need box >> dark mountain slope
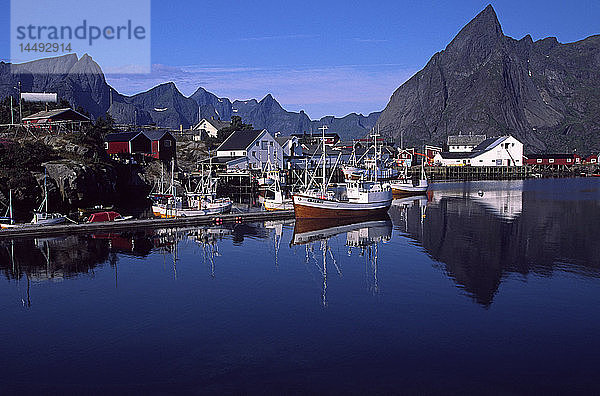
[376,5,600,152]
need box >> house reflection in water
[388,180,600,307]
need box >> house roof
[275,136,296,146]
[22,108,90,121]
[447,134,487,146]
[142,130,174,141]
[194,118,231,130]
[217,129,265,152]
[437,136,521,159]
[473,136,509,151]
[105,131,143,142]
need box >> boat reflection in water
[292,216,392,305]
[388,179,600,306]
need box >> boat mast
[44,168,48,213]
[319,125,328,197]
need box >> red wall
[107,141,130,154]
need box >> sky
[1,0,599,119]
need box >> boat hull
[292,194,391,219]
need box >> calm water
[1,178,600,394]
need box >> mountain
[110,82,199,128]
[376,5,600,152]
[0,54,111,118]
[1,54,379,138]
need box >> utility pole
[18,82,22,124]
[10,96,14,124]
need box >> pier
[0,210,295,239]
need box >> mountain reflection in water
[389,179,600,306]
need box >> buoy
[478,190,484,197]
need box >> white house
[433,135,523,166]
[446,134,487,152]
[215,129,283,171]
[275,135,302,157]
[191,118,231,140]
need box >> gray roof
[22,108,90,121]
[275,136,295,146]
[142,130,174,141]
[105,131,143,142]
[217,129,265,151]
[473,136,508,151]
[447,134,487,146]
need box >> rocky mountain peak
[445,4,503,56]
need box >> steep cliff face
[376,5,600,152]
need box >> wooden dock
[0,210,295,239]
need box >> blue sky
[1,0,599,118]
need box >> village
[1,102,600,234]
[16,107,600,182]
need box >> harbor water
[1,178,599,393]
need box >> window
[256,142,259,147]
[261,141,267,150]
[252,151,256,158]
[164,140,171,147]
[230,152,235,156]
[536,159,542,163]
[567,158,572,163]
[269,141,273,146]
[549,158,555,163]
[104,142,109,149]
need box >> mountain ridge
[0,55,378,139]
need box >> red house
[584,154,599,164]
[105,132,151,155]
[524,153,582,165]
[142,130,176,160]
[104,131,176,161]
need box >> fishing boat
[293,127,393,219]
[0,190,15,228]
[389,163,428,196]
[341,142,398,181]
[1,171,67,229]
[263,175,293,211]
[151,160,232,218]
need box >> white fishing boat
[31,170,67,226]
[263,175,293,211]
[390,163,429,196]
[1,171,67,229]
[293,127,393,219]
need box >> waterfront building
[433,136,523,166]
[104,130,176,161]
[524,153,582,166]
[215,129,283,171]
